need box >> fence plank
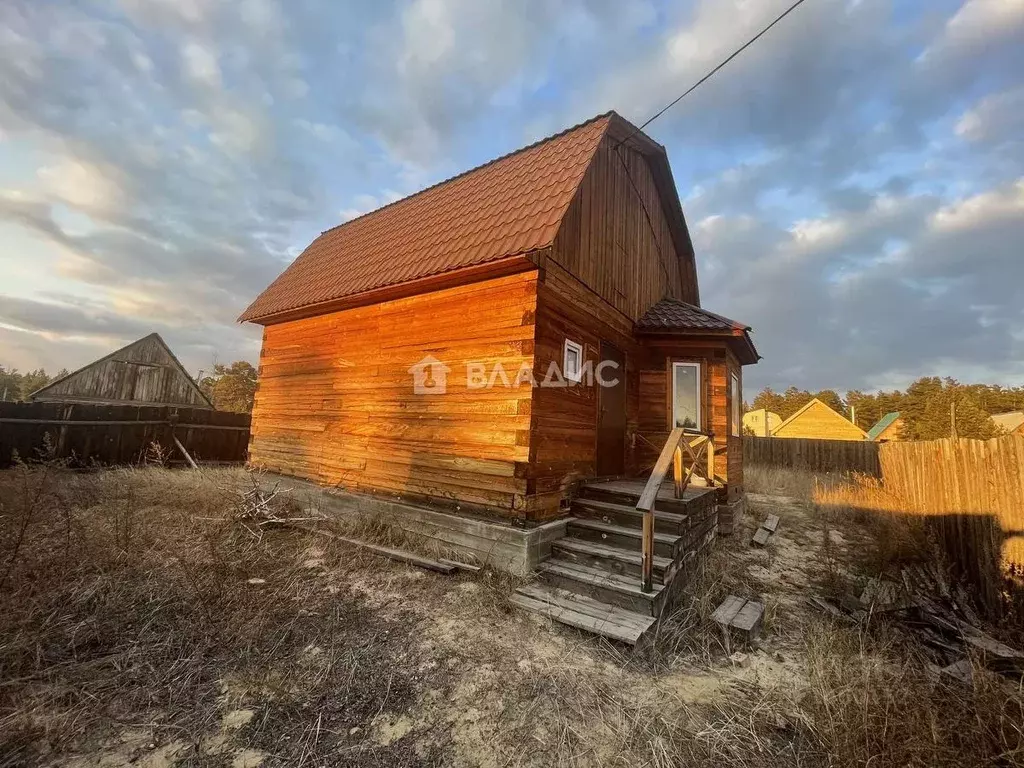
[0,401,250,468]
[744,436,881,476]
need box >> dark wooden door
[596,341,626,477]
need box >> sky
[0,0,1022,395]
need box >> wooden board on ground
[761,513,780,532]
[301,526,456,574]
[711,595,764,653]
[751,527,772,547]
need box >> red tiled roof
[637,298,749,332]
[239,113,615,322]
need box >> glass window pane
[673,363,700,430]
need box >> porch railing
[635,428,715,593]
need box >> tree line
[748,377,1024,440]
[0,361,258,414]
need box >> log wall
[527,263,740,518]
[249,270,539,517]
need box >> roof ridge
[318,111,617,238]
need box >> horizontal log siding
[550,136,696,322]
[250,271,539,516]
[528,262,641,519]
[636,340,734,492]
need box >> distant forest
[747,377,1024,440]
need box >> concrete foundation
[268,474,569,575]
[717,496,747,536]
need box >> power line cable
[616,0,811,148]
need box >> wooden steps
[512,481,719,646]
[539,558,666,615]
[571,497,688,534]
[510,584,657,646]
[567,519,680,559]
[551,536,672,582]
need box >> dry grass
[1,463,1022,767]
[743,466,846,501]
[0,465,449,766]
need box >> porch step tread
[568,518,680,547]
[552,537,673,572]
[571,498,687,530]
[511,583,657,645]
[539,558,663,602]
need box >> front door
[596,341,626,477]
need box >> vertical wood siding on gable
[550,136,697,322]
[32,336,210,407]
[249,271,539,516]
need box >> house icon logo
[408,355,451,394]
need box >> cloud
[0,0,1020,399]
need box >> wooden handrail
[636,428,715,593]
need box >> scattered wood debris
[232,474,324,538]
[712,595,764,654]
[751,513,780,547]
[809,563,1024,679]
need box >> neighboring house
[770,398,867,441]
[992,411,1024,435]
[743,408,781,437]
[29,333,212,408]
[241,112,760,643]
[866,412,905,442]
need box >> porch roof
[636,298,760,365]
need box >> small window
[731,373,741,437]
[672,362,701,431]
[564,339,583,383]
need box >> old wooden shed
[29,333,212,409]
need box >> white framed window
[563,339,583,383]
[672,362,701,431]
[731,373,741,437]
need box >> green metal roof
[866,412,900,441]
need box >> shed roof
[992,411,1024,434]
[637,298,748,332]
[866,412,901,441]
[636,297,759,364]
[240,113,627,323]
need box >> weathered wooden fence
[0,401,250,468]
[744,436,881,476]
[880,435,1024,597]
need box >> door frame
[596,340,627,477]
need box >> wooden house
[771,398,866,441]
[866,412,905,442]
[742,408,781,437]
[241,112,760,643]
[29,333,212,408]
